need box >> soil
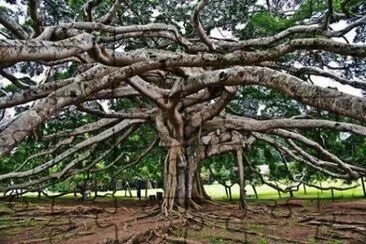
[0,197,365,243]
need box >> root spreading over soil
[1,198,366,243]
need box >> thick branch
[287,139,359,178]
[0,70,32,89]
[125,76,169,108]
[189,87,237,128]
[0,9,29,39]
[28,0,43,36]
[191,0,215,51]
[172,67,366,121]
[42,118,119,141]
[0,33,93,63]
[98,0,121,24]
[205,115,366,136]
[5,145,96,191]
[252,132,350,179]
[271,129,366,174]
[264,63,366,90]
[77,105,156,120]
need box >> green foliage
[240,0,327,39]
[203,153,237,186]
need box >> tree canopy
[0,0,366,214]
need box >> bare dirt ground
[0,197,365,243]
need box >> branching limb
[0,64,112,109]
[89,86,140,100]
[217,15,366,50]
[0,9,29,39]
[42,118,118,141]
[244,154,290,193]
[13,136,75,172]
[0,70,33,89]
[0,61,163,156]
[98,0,121,24]
[170,66,366,121]
[66,124,139,178]
[271,129,366,175]
[191,0,215,51]
[263,63,366,90]
[287,139,359,179]
[0,33,94,63]
[125,76,169,108]
[205,115,366,137]
[181,89,215,108]
[204,138,242,158]
[189,86,238,129]
[252,132,350,179]
[298,181,359,191]
[5,144,97,191]
[83,0,103,22]
[77,104,156,120]
[58,22,192,48]
[28,0,43,36]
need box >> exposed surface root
[2,198,366,243]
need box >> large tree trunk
[161,147,180,214]
[156,108,187,215]
[162,144,207,214]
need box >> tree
[1,0,366,215]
